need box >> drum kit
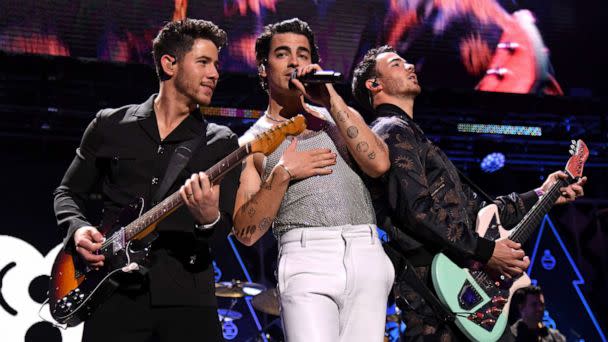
[215,279,282,341]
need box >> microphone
[290,70,343,84]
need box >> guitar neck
[508,177,569,244]
[123,143,251,241]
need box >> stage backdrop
[1,0,606,96]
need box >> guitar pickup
[112,229,126,254]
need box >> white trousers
[277,224,395,342]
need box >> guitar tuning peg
[571,140,576,145]
[570,150,575,155]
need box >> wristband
[277,164,294,180]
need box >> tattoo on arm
[346,126,359,139]
[356,141,369,153]
[244,191,258,203]
[368,151,376,160]
[234,217,273,239]
[261,180,272,190]
[335,109,349,122]
[374,135,387,151]
[235,224,257,239]
[259,217,272,231]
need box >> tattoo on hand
[335,110,349,122]
[368,151,376,160]
[247,206,256,217]
[347,126,359,139]
[356,141,369,153]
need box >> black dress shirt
[53,94,240,307]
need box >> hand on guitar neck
[539,170,587,205]
[74,226,106,269]
[486,238,530,279]
[179,171,221,226]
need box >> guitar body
[49,198,155,326]
[432,204,531,341]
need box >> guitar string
[95,124,291,255]
[96,143,250,252]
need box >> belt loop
[370,224,376,245]
[301,229,307,248]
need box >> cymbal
[217,308,243,321]
[215,280,266,298]
[252,287,280,316]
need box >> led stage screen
[0,0,601,96]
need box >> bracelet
[195,212,221,230]
[277,164,294,180]
[534,187,545,198]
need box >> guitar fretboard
[509,177,569,244]
[124,143,251,240]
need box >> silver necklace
[265,113,288,122]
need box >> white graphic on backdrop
[0,235,83,342]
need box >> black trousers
[82,286,223,342]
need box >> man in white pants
[233,18,394,342]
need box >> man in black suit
[53,19,239,342]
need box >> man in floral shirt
[351,45,586,341]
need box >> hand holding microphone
[290,69,343,84]
[289,64,343,107]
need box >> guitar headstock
[249,115,307,156]
[565,139,589,179]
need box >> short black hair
[152,19,227,81]
[351,45,396,113]
[255,18,320,90]
[509,285,544,322]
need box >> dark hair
[508,285,544,323]
[254,18,320,90]
[152,19,227,81]
[351,45,396,113]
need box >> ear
[365,79,382,92]
[161,54,177,78]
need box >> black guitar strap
[456,168,495,204]
[152,131,206,204]
[384,240,456,323]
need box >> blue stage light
[480,152,505,173]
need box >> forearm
[233,166,290,245]
[326,90,389,177]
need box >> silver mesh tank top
[241,106,376,238]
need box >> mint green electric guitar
[431,140,588,341]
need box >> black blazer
[54,94,240,307]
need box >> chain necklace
[264,113,288,123]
